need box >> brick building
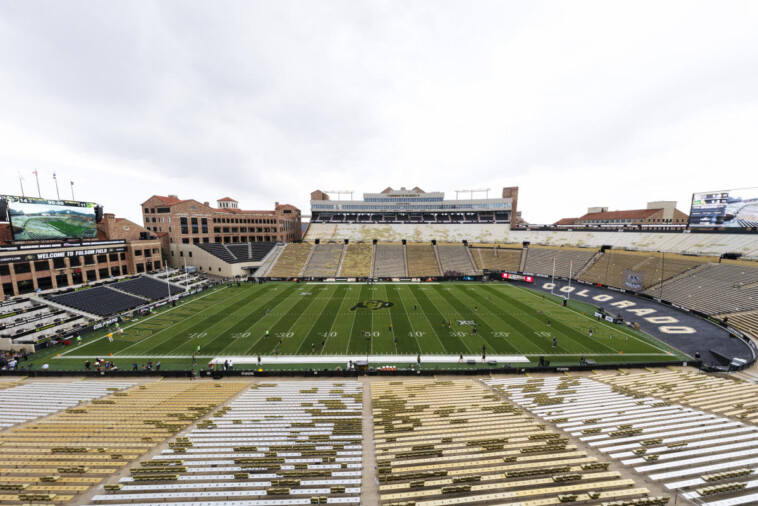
[555,201,689,227]
[0,214,162,298]
[141,195,301,247]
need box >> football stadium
[1,185,758,506]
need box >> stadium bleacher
[578,250,712,289]
[111,277,183,300]
[374,379,652,505]
[0,380,246,505]
[510,230,758,260]
[405,244,441,277]
[470,245,523,272]
[89,381,363,506]
[373,243,406,277]
[523,246,598,278]
[266,242,313,277]
[722,310,758,339]
[194,241,277,264]
[47,286,148,316]
[643,262,758,314]
[436,244,478,275]
[485,374,758,506]
[485,370,758,504]
[305,222,511,243]
[302,242,344,277]
[0,381,132,431]
[338,243,372,277]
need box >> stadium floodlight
[454,188,491,200]
[323,190,354,200]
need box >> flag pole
[18,172,25,197]
[33,170,41,197]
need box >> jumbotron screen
[4,195,98,241]
[689,187,758,228]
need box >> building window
[13,262,31,274]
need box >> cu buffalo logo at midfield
[349,300,394,311]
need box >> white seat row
[483,376,758,504]
[91,381,363,506]
[0,381,133,430]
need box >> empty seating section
[721,310,758,338]
[303,243,344,277]
[214,241,276,264]
[485,374,758,506]
[304,223,511,243]
[373,379,650,505]
[338,243,372,277]
[90,381,363,506]
[524,247,597,278]
[437,244,477,275]
[111,277,183,300]
[0,380,245,504]
[510,230,758,259]
[595,368,758,424]
[470,246,522,272]
[644,263,758,314]
[578,251,708,289]
[267,243,313,278]
[374,244,406,277]
[406,244,441,277]
[197,243,237,263]
[0,381,132,431]
[48,286,147,316]
[305,227,758,259]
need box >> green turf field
[28,282,688,371]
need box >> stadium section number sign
[3,195,98,241]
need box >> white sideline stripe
[209,354,530,365]
[307,282,439,285]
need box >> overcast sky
[1,1,757,225]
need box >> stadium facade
[141,195,301,246]
[0,213,162,298]
[310,186,520,226]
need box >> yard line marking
[59,285,229,356]
[117,285,242,355]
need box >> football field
[46,282,688,370]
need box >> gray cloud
[1,0,756,224]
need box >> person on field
[552,337,558,348]
[265,330,270,339]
